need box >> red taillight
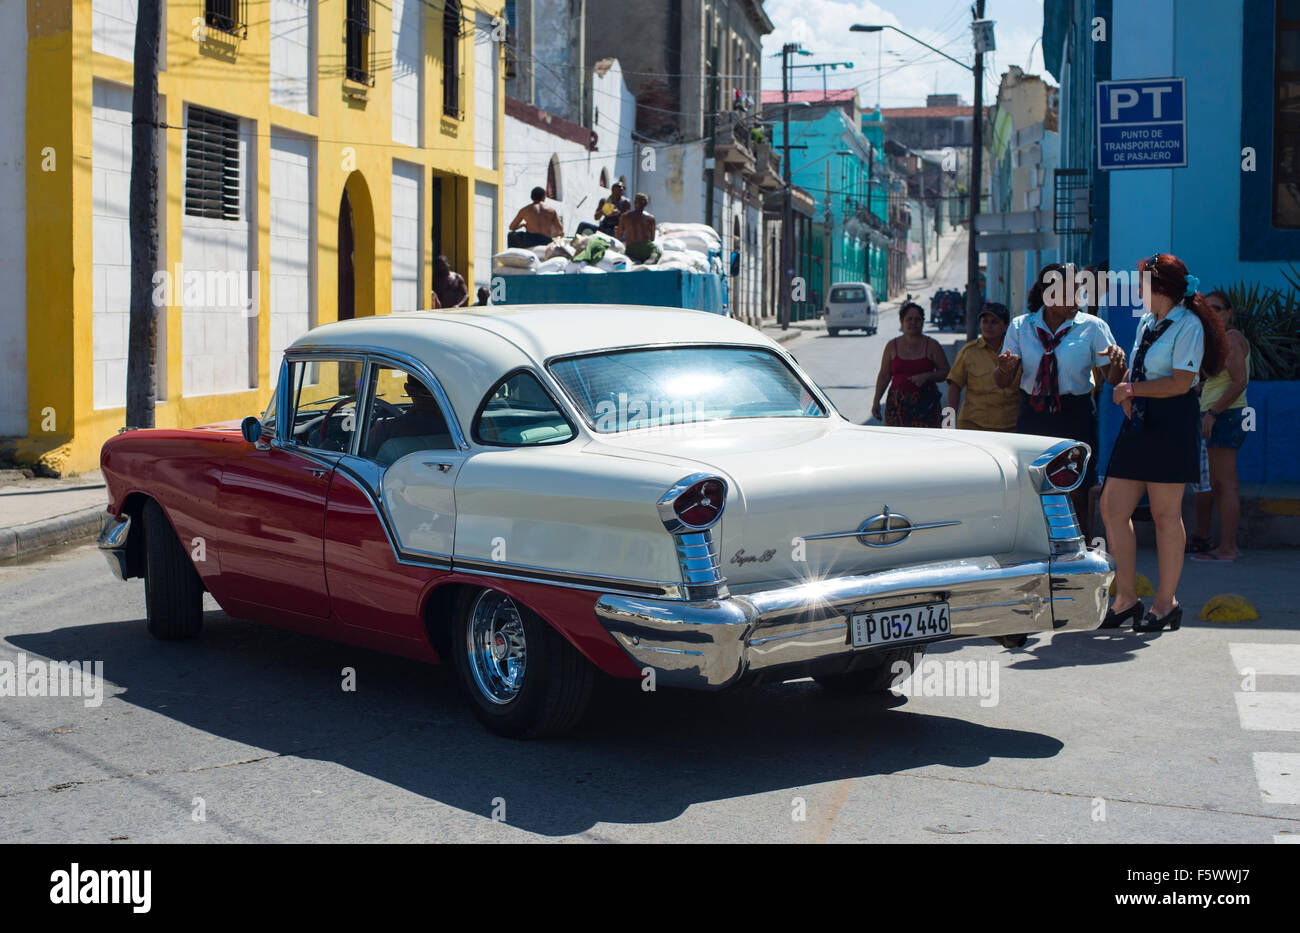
[1046,445,1087,490]
[674,479,726,527]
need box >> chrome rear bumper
[98,513,131,581]
[594,547,1114,689]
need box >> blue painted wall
[1049,0,1299,482]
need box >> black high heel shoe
[1100,599,1144,629]
[1134,603,1182,633]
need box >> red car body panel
[323,469,445,647]
[101,427,641,680]
[217,441,333,619]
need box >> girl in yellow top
[1191,290,1252,563]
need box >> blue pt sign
[1096,78,1186,170]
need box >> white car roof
[286,305,781,425]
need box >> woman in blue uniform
[1100,254,1228,633]
[994,263,1128,537]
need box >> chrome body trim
[802,517,963,545]
[97,513,131,581]
[453,558,680,598]
[1041,493,1086,554]
[594,547,1115,690]
[656,473,729,599]
[1028,440,1091,493]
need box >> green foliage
[1221,266,1300,380]
[751,127,766,146]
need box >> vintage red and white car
[99,305,1114,737]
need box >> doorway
[338,189,355,321]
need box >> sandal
[1186,535,1214,554]
[1191,551,1238,563]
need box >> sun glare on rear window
[548,346,826,433]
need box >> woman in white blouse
[1100,254,1229,633]
[994,263,1128,536]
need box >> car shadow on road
[13,613,1067,838]
[998,629,1157,672]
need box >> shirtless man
[431,255,468,309]
[508,186,563,248]
[616,193,658,263]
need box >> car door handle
[423,461,453,473]
[305,467,328,478]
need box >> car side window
[475,371,575,446]
[360,366,455,466]
[287,359,364,453]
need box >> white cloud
[760,0,1048,110]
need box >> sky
[758,0,1047,110]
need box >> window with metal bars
[1053,169,1090,236]
[345,0,376,86]
[184,106,241,221]
[204,0,248,38]
[443,0,462,117]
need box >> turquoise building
[766,93,891,303]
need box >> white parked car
[99,305,1113,738]
[825,281,878,336]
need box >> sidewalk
[0,469,107,562]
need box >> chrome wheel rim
[467,590,527,705]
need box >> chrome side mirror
[241,416,263,444]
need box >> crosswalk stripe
[1234,692,1300,731]
[1229,643,1300,676]
[1253,753,1300,805]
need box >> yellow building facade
[10,0,504,476]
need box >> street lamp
[851,14,990,340]
[849,23,973,71]
[787,60,856,99]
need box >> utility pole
[965,0,987,341]
[705,42,718,238]
[780,43,794,330]
[823,160,832,309]
[921,193,928,279]
[126,0,162,429]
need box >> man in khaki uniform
[946,302,1021,431]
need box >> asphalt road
[1,544,1297,842]
[784,234,970,426]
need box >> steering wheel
[314,398,353,449]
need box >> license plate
[850,602,950,647]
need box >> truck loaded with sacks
[489,223,729,315]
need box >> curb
[0,507,106,562]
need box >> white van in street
[824,282,878,336]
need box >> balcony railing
[204,0,248,39]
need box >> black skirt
[1106,390,1200,484]
[1016,391,1100,489]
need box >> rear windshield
[830,286,867,303]
[548,346,826,433]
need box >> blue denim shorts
[1208,408,1248,449]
